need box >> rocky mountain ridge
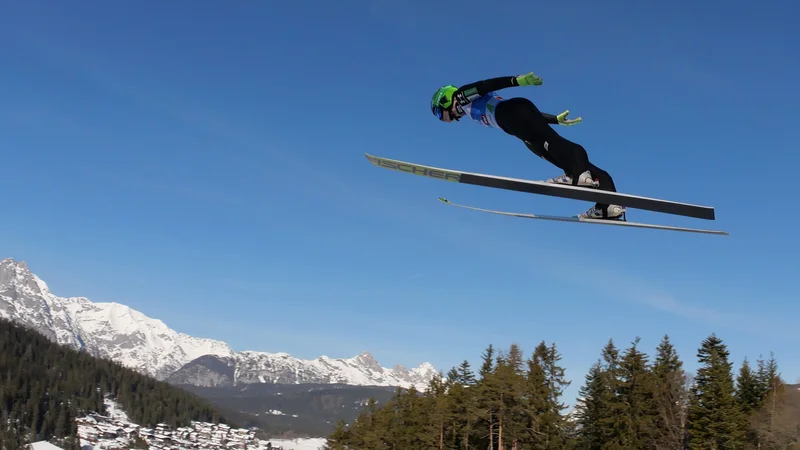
[0,258,436,390]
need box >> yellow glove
[515,72,543,86]
[557,110,582,126]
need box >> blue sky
[1,0,798,406]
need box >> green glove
[515,72,542,86]
[557,110,582,126]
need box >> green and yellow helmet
[431,85,458,119]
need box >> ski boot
[546,171,625,220]
[578,204,626,221]
[546,171,599,188]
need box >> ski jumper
[451,76,618,209]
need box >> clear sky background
[1,0,798,406]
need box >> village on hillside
[76,414,291,449]
[72,398,321,450]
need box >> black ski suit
[450,76,617,212]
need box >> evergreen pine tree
[735,356,766,447]
[597,338,626,448]
[524,344,549,445]
[323,419,352,450]
[477,345,499,450]
[755,352,779,402]
[358,396,388,448]
[526,341,571,449]
[575,360,612,449]
[750,352,784,448]
[651,334,688,450]
[447,360,478,449]
[424,372,451,450]
[687,333,747,449]
[735,357,762,414]
[447,367,460,384]
[457,360,477,385]
[616,337,658,449]
[492,345,528,450]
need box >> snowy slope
[0,258,437,390]
[233,350,436,388]
[266,438,327,450]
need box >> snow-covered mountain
[0,258,236,380]
[231,350,436,388]
[0,258,437,390]
[167,351,437,389]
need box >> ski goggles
[432,105,444,120]
[432,91,453,120]
[432,102,455,120]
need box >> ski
[365,153,718,221]
[437,197,729,236]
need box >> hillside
[0,317,240,449]
[177,383,400,437]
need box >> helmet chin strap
[452,103,465,120]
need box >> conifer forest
[0,318,236,449]
[2,314,799,450]
[324,335,799,450]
